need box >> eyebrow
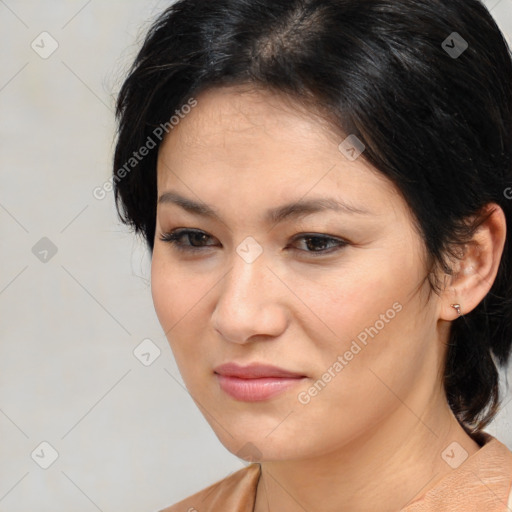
[157,191,372,225]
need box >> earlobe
[441,203,507,320]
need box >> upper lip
[214,362,305,379]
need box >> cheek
[150,251,216,373]
[151,253,196,366]
[151,251,205,331]
[150,254,177,331]
[289,258,403,353]
[292,244,432,404]
[289,306,430,454]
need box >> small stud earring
[450,304,462,316]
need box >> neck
[254,387,480,512]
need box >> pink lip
[214,363,306,402]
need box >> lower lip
[216,374,306,402]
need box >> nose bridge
[222,240,269,309]
[212,239,286,343]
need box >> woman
[113,0,512,510]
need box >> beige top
[161,433,512,511]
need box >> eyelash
[158,228,348,256]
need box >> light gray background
[1,1,511,511]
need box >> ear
[440,203,507,320]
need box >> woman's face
[152,85,444,461]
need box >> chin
[209,422,310,463]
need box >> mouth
[213,362,307,402]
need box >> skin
[151,84,506,512]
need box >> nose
[211,247,289,344]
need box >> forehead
[156,85,402,218]
[166,85,342,150]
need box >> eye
[159,229,348,256]
[159,228,218,252]
[287,233,348,256]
